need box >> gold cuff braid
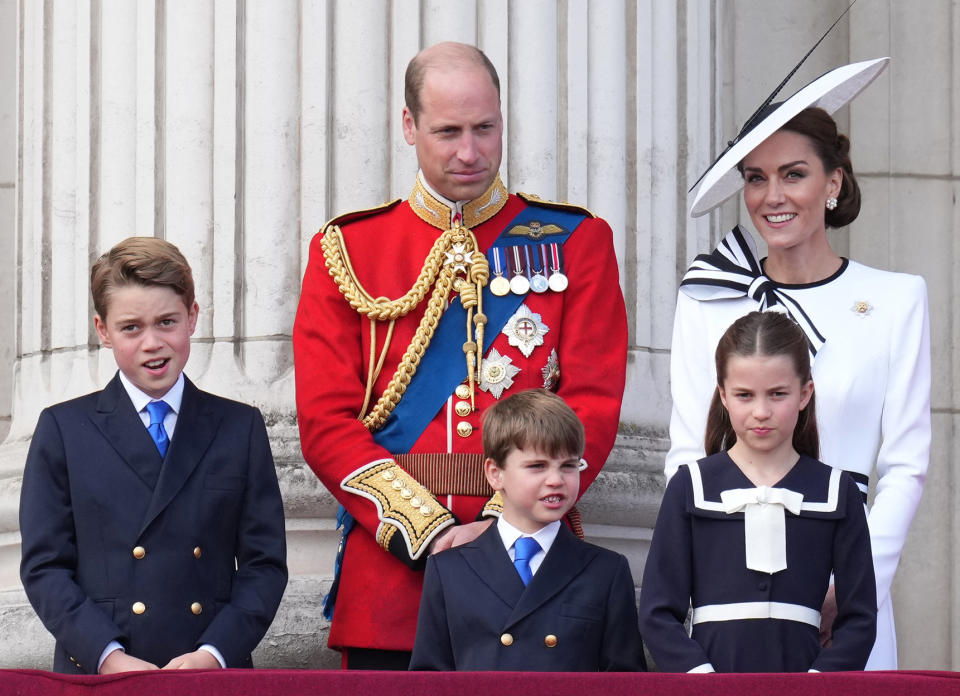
[342,462,455,559]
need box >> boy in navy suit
[19,237,288,674]
[409,389,645,671]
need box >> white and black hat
[688,57,889,218]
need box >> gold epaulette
[516,192,597,219]
[320,198,403,233]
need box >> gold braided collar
[409,176,509,230]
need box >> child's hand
[430,519,494,554]
[162,650,223,670]
[99,649,159,674]
[819,584,838,647]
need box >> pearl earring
[826,196,838,211]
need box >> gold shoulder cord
[322,222,489,431]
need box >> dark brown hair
[404,42,500,125]
[705,311,819,459]
[783,107,860,227]
[91,237,195,320]
[483,389,584,468]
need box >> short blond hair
[482,389,584,467]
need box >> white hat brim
[689,57,890,218]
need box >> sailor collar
[685,453,843,518]
[409,172,509,230]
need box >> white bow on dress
[720,486,804,574]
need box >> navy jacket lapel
[139,377,220,536]
[91,374,164,490]
[461,523,526,609]
[504,524,596,628]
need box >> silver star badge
[502,304,549,358]
[479,348,520,399]
[541,348,560,391]
[444,242,476,274]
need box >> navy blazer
[19,373,288,673]
[409,523,645,671]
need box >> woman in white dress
[666,60,930,670]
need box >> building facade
[0,0,956,669]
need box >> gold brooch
[851,300,873,317]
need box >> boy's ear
[93,314,112,349]
[187,301,199,336]
[484,458,504,491]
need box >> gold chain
[322,223,489,431]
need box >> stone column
[847,0,960,670]
[0,0,735,670]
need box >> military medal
[509,246,530,295]
[488,247,511,296]
[547,242,568,292]
[503,303,549,358]
[528,245,548,293]
[479,348,520,399]
[444,241,476,274]
[541,348,560,390]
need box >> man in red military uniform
[293,42,627,669]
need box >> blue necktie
[145,400,171,458]
[513,536,541,586]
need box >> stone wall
[0,0,956,671]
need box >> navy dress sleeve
[811,473,877,671]
[638,466,713,672]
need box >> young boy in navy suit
[19,237,288,674]
[409,389,645,671]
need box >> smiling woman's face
[741,129,842,258]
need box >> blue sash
[324,203,586,619]
[372,204,586,453]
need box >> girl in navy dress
[640,311,876,672]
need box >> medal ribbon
[512,246,524,277]
[491,247,505,277]
[549,242,564,274]
[529,246,544,276]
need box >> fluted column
[3,0,714,669]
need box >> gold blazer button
[132,546,146,560]
[191,602,203,615]
[500,633,514,647]
[132,602,146,615]
[544,634,558,648]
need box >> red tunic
[293,184,627,652]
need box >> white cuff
[687,662,716,673]
[98,641,124,671]
[199,643,226,668]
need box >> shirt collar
[118,370,185,414]
[497,516,562,555]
